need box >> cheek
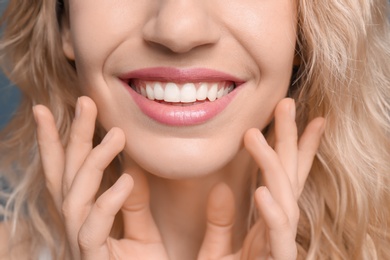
[67,1,145,77]
[67,0,296,178]
[219,0,297,77]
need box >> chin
[123,138,241,180]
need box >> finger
[63,96,97,194]
[254,187,297,260]
[64,127,126,214]
[274,98,298,193]
[297,117,325,195]
[61,128,125,257]
[244,129,297,222]
[240,219,268,260]
[33,105,65,210]
[198,183,235,260]
[122,168,162,242]
[78,174,134,260]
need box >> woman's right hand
[33,96,169,260]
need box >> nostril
[142,5,220,54]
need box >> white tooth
[217,87,224,99]
[223,87,229,96]
[140,86,147,97]
[164,83,180,102]
[153,82,164,100]
[181,83,197,103]
[207,83,218,101]
[196,83,208,101]
[146,84,155,100]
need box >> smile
[119,67,244,126]
[129,80,235,105]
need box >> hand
[198,98,326,259]
[33,96,169,260]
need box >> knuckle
[61,197,75,219]
[94,196,106,212]
[291,204,301,224]
[279,214,291,230]
[280,206,300,233]
[78,227,94,251]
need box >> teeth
[207,83,218,102]
[197,83,208,101]
[154,82,164,100]
[134,81,235,103]
[140,87,147,97]
[181,83,197,103]
[164,83,181,102]
[217,86,224,99]
[146,85,154,100]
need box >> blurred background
[0,0,21,129]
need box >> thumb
[198,183,235,260]
[121,168,161,242]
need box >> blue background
[0,0,20,129]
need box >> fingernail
[111,175,127,192]
[320,119,327,133]
[258,186,273,204]
[289,99,296,119]
[101,129,114,144]
[75,98,81,119]
[32,106,38,124]
[256,130,267,145]
[32,105,41,126]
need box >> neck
[124,148,257,260]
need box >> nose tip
[142,3,220,53]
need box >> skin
[61,0,298,179]
[1,0,326,259]
[31,99,325,260]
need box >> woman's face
[62,0,297,178]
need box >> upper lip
[118,67,245,84]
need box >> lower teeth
[156,100,207,106]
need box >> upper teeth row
[131,80,235,103]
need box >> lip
[119,67,245,126]
[119,67,245,83]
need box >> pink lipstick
[119,67,244,126]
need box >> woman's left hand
[197,98,326,260]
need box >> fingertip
[244,128,259,143]
[274,97,294,114]
[122,169,151,212]
[101,127,126,149]
[111,173,134,193]
[244,128,268,155]
[33,105,60,143]
[207,183,235,226]
[109,127,125,139]
[298,117,326,150]
[77,96,98,116]
[32,105,52,124]
[122,173,135,190]
[113,127,127,149]
[254,186,291,231]
[317,117,326,134]
[255,186,271,205]
[200,183,235,259]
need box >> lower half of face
[79,73,291,179]
[66,0,297,179]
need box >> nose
[142,1,220,53]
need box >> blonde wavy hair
[1,0,389,259]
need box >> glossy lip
[119,67,245,83]
[119,67,245,126]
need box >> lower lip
[122,81,239,126]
